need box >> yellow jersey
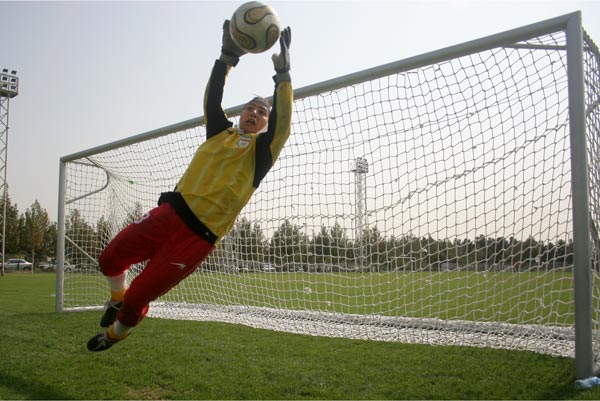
[159,60,293,243]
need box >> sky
[1,0,600,222]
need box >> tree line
[2,194,576,273]
[211,218,574,273]
[1,194,55,265]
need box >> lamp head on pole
[0,68,19,99]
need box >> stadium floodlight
[0,68,18,276]
[0,69,19,99]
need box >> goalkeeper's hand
[219,19,246,67]
[272,27,291,81]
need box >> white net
[59,19,600,366]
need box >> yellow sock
[110,288,127,302]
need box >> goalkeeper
[87,22,293,352]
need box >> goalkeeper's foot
[100,299,122,328]
[87,331,119,352]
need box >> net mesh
[60,27,600,365]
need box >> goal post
[56,12,600,379]
[566,12,594,380]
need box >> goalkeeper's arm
[254,27,293,187]
[204,20,248,140]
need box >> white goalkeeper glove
[272,26,291,82]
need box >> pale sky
[1,0,600,221]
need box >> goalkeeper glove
[272,27,291,82]
[219,20,246,67]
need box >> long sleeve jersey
[159,60,293,244]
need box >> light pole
[0,68,19,276]
[351,157,368,270]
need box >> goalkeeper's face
[240,101,269,133]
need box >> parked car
[2,258,33,271]
[262,264,276,272]
[39,260,77,272]
[39,261,54,271]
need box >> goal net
[58,13,600,371]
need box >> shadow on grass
[0,371,73,400]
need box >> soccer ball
[229,2,281,54]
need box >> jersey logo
[238,136,251,148]
[170,262,187,270]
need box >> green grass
[162,270,575,324]
[2,273,600,400]
[65,270,577,324]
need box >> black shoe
[100,300,122,328]
[87,331,117,352]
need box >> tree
[22,199,50,263]
[229,217,267,268]
[95,216,113,261]
[65,209,96,267]
[23,200,51,266]
[0,193,20,254]
[329,221,349,265]
[43,222,57,259]
[362,226,386,270]
[270,219,304,268]
[312,225,332,265]
[123,202,145,228]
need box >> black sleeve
[253,77,293,188]
[204,60,233,139]
[254,84,279,187]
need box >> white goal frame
[56,12,600,380]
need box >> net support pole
[56,159,66,313]
[566,11,594,379]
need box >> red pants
[99,202,215,327]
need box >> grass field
[2,272,600,400]
[168,270,577,324]
[66,270,577,325]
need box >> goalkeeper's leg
[96,206,163,327]
[88,203,215,351]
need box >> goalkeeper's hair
[246,96,271,110]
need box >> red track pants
[98,202,215,327]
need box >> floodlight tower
[351,157,368,269]
[0,68,19,277]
